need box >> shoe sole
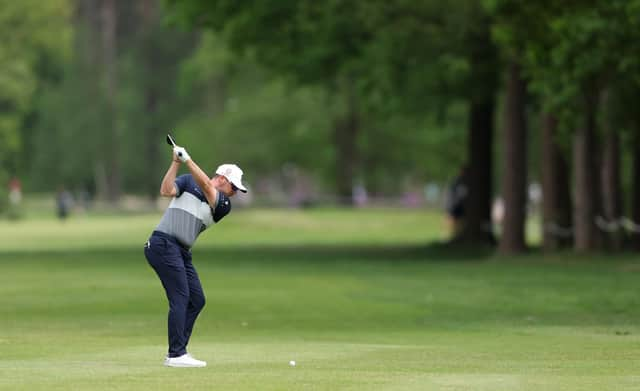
[164,362,207,368]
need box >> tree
[175,30,334,188]
[599,91,623,250]
[487,0,564,253]
[540,114,572,250]
[166,0,375,203]
[632,119,640,249]
[459,14,499,246]
[498,62,528,253]
[0,0,71,209]
[100,0,120,202]
[120,0,197,199]
[494,0,638,252]
[532,1,634,251]
[27,0,198,198]
[167,0,500,232]
[345,0,499,243]
[602,0,640,250]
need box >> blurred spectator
[353,183,368,207]
[528,182,542,215]
[402,190,422,208]
[492,197,505,226]
[56,186,73,220]
[424,183,441,206]
[8,177,22,220]
[445,166,468,236]
[9,177,22,205]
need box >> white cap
[215,164,247,193]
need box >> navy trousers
[144,231,206,357]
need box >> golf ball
[289,360,296,367]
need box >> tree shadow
[197,241,495,264]
[0,240,496,266]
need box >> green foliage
[0,0,71,198]
[355,0,470,113]
[116,20,197,193]
[177,33,332,181]
[8,0,639,203]
[8,0,480,197]
[486,0,640,162]
[167,0,371,87]
[30,58,109,189]
[27,3,197,193]
[361,103,467,190]
[166,0,474,190]
[509,1,637,131]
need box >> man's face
[214,176,237,197]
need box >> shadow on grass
[6,240,640,267]
[200,241,496,263]
[0,241,496,264]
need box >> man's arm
[184,159,218,206]
[159,154,181,197]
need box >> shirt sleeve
[174,174,190,197]
[213,193,232,223]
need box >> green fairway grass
[0,209,638,390]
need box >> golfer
[144,144,247,367]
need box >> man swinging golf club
[144,134,247,367]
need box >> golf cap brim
[233,182,248,193]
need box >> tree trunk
[573,92,601,252]
[601,130,623,250]
[77,0,106,200]
[140,0,160,200]
[556,143,573,247]
[94,162,108,205]
[144,89,159,199]
[101,0,121,203]
[454,20,497,245]
[333,116,358,205]
[333,81,359,205]
[457,99,496,244]
[499,62,528,254]
[630,121,640,250]
[540,114,572,251]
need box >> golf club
[166,134,177,147]
[166,133,183,159]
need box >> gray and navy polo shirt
[156,174,231,248]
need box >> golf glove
[173,146,191,163]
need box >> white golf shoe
[164,353,207,367]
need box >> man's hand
[173,146,191,163]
